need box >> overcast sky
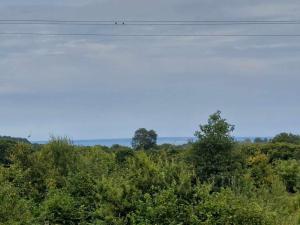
[0,0,299,141]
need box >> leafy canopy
[132,128,157,150]
[272,132,300,144]
[193,111,236,184]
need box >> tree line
[0,111,300,224]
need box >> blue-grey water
[33,137,264,147]
[34,137,194,147]
[33,137,193,147]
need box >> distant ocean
[33,137,263,147]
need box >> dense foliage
[272,133,300,145]
[132,128,157,150]
[0,135,30,143]
[193,111,236,188]
[0,113,299,224]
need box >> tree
[132,128,157,150]
[243,138,252,143]
[39,190,81,224]
[272,132,300,144]
[0,140,17,165]
[254,137,269,143]
[0,182,34,225]
[192,111,236,186]
[0,136,30,144]
[276,160,300,193]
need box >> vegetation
[0,112,300,224]
[132,128,157,150]
[254,137,269,143]
[0,135,30,143]
[192,111,237,188]
[272,132,300,144]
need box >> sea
[33,137,262,147]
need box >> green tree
[132,128,157,150]
[192,111,236,186]
[0,136,30,144]
[272,132,300,144]
[276,160,300,193]
[0,139,17,165]
[254,137,269,143]
[39,190,82,224]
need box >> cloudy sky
[0,0,299,141]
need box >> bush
[276,160,300,193]
[39,190,82,224]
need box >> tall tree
[193,111,235,186]
[132,128,157,150]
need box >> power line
[1,22,300,26]
[0,32,300,37]
[1,19,299,38]
[1,19,300,23]
[0,19,300,26]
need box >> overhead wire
[0,19,300,26]
[0,19,300,38]
[0,32,300,37]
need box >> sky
[0,0,300,141]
